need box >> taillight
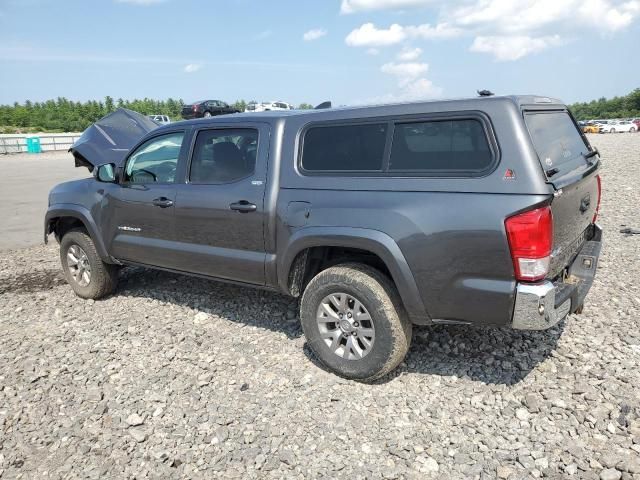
[193,104,198,112]
[593,174,601,224]
[505,206,553,282]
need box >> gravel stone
[126,413,145,426]
[1,135,639,478]
[600,468,622,480]
[497,465,514,478]
[624,458,640,474]
[128,428,147,443]
[565,464,579,475]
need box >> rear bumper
[512,224,603,330]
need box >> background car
[582,122,600,133]
[599,121,637,133]
[148,114,171,125]
[244,101,293,112]
[181,100,239,119]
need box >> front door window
[124,132,184,184]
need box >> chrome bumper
[512,282,570,330]
[512,224,602,330]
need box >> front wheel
[610,128,616,133]
[300,263,412,381]
[60,229,118,299]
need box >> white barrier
[0,133,83,154]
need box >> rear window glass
[525,112,590,177]
[190,129,258,183]
[302,123,387,172]
[389,119,493,173]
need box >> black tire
[300,263,412,381]
[203,111,212,118]
[60,228,118,299]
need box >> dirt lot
[1,134,639,479]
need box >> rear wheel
[60,229,118,299]
[610,128,616,133]
[630,127,636,133]
[203,111,212,118]
[300,263,412,381]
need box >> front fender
[44,204,110,262]
[278,226,430,324]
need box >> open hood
[70,108,159,171]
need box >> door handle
[230,200,257,213]
[152,197,174,208]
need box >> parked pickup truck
[46,97,603,381]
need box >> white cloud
[449,0,640,33]
[381,61,429,81]
[345,23,407,47]
[341,0,433,14]
[401,78,443,99]
[366,48,380,55]
[397,47,422,61]
[370,78,443,103]
[343,1,639,60]
[404,22,462,39]
[578,0,639,30]
[184,63,202,73]
[469,35,563,61]
[379,61,441,100]
[345,22,461,47]
[303,28,327,41]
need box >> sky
[0,0,639,107]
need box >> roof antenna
[477,89,494,97]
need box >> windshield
[524,111,592,179]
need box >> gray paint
[45,95,601,328]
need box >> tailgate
[524,110,600,278]
[548,173,599,277]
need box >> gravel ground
[1,134,639,479]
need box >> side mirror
[95,163,117,183]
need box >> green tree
[105,96,115,113]
[232,99,247,112]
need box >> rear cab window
[524,111,593,180]
[189,128,258,184]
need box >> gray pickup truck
[46,97,603,380]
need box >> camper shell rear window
[524,111,593,179]
[299,114,498,177]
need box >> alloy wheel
[67,244,92,287]
[316,292,376,360]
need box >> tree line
[568,88,640,120]
[1,90,638,133]
[0,97,315,134]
